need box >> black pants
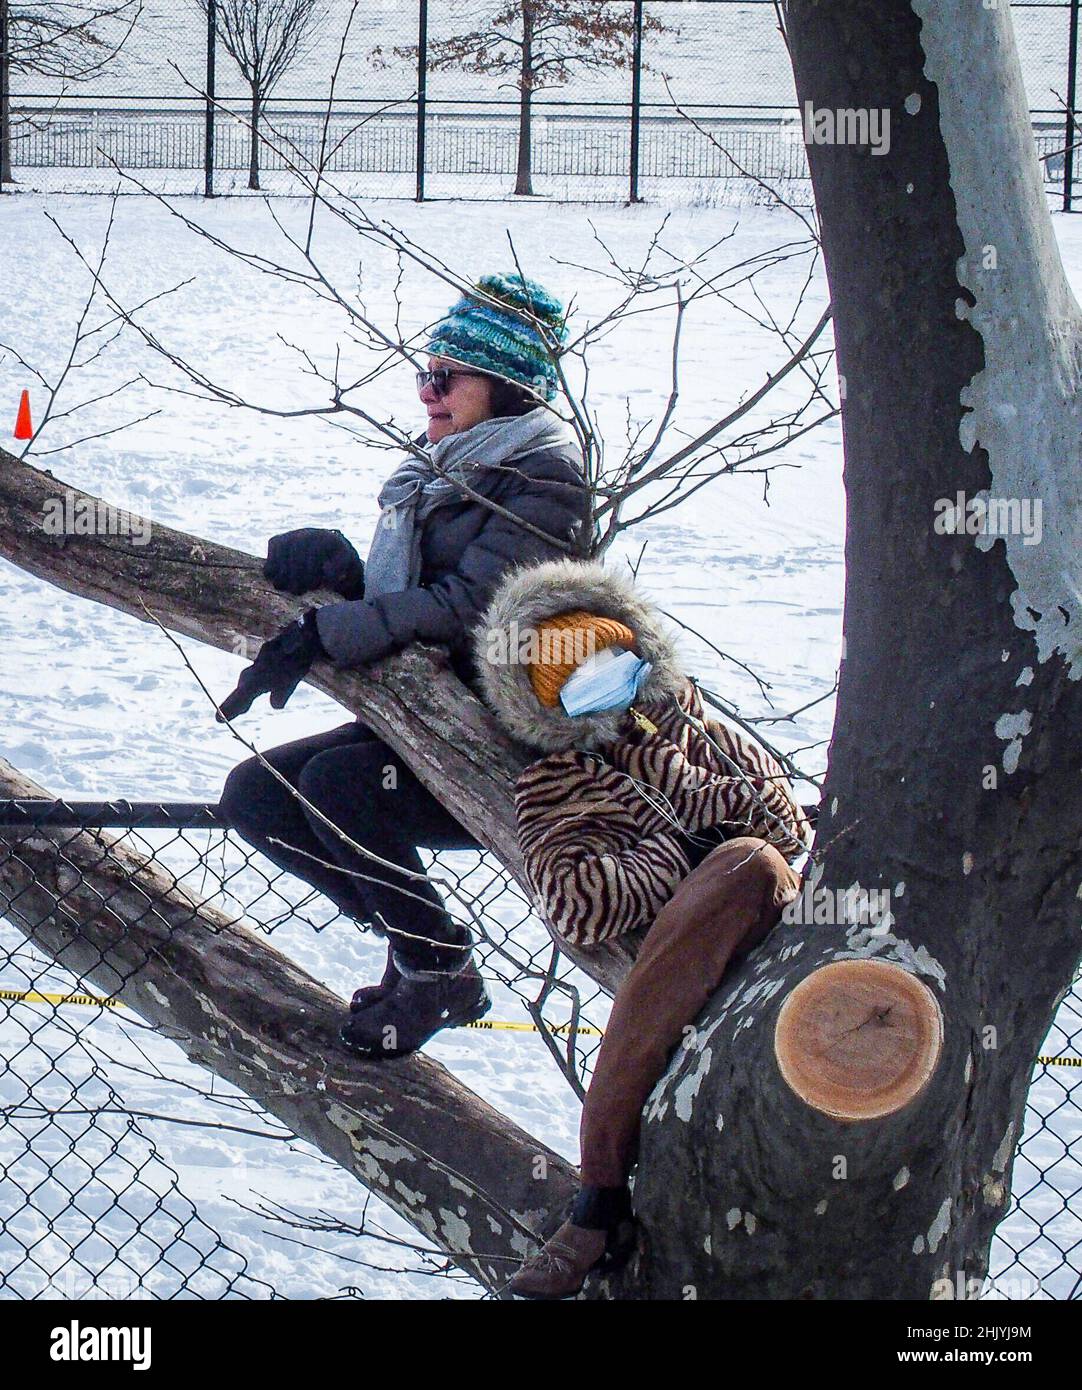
[218,721,480,973]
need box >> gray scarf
[365,408,576,596]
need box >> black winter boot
[349,948,401,1013]
[338,956,491,1058]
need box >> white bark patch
[704,1233,712,1255]
[905,92,922,115]
[913,1235,925,1254]
[962,851,974,876]
[992,1120,1018,1173]
[894,1167,911,1190]
[674,1048,712,1122]
[839,931,947,989]
[394,1179,425,1208]
[982,1174,1007,1206]
[327,1104,415,1173]
[438,1208,472,1252]
[815,1199,828,1216]
[144,983,170,1009]
[927,1196,952,1253]
[744,1212,758,1235]
[726,1207,742,1231]
[1016,666,1034,686]
[716,1112,725,1132]
[912,0,1082,680]
[994,710,1033,776]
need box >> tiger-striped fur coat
[476,560,812,948]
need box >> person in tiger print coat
[474,558,812,1299]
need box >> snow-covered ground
[0,189,1078,1299]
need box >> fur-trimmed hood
[474,559,686,753]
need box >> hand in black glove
[217,610,326,722]
[264,528,365,600]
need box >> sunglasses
[416,366,491,399]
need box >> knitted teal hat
[424,272,567,402]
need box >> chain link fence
[0,794,610,1298]
[0,792,1079,1298]
[0,0,1078,204]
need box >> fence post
[1066,0,1080,212]
[629,0,644,203]
[0,0,12,188]
[416,0,428,202]
[204,0,216,198]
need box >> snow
[0,187,1079,1299]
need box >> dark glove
[264,528,365,600]
[217,609,325,722]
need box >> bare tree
[197,0,322,190]
[374,0,671,196]
[0,0,140,184]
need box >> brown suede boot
[509,1186,635,1300]
[508,1220,608,1300]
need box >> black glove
[217,609,326,722]
[264,528,365,600]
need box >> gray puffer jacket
[314,424,590,688]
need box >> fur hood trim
[474,559,686,752]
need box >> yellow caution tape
[464,1020,603,1036]
[0,989,1074,1055]
[0,986,601,1035]
[0,988,122,1009]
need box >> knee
[219,755,276,832]
[716,836,794,892]
[297,743,384,822]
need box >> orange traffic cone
[14,390,33,440]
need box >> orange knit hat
[526,610,637,709]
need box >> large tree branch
[0,445,637,994]
[0,754,577,1294]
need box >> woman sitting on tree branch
[471,560,812,1298]
[216,273,590,1056]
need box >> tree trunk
[514,6,534,196]
[0,756,577,1293]
[0,0,13,186]
[0,445,638,996]
[600,0,1082,1299]
[249,80,261,190]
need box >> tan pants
[579,836,801,1188]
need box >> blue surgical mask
[559,647,654,717]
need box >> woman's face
[419,355,496,443]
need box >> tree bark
[0,446,637,995]
[0,0,13,186]
[249,80,261,190]
[0,754,578,1294]
[514,5,534,196]
[600,0,1082,1299]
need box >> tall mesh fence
[0,795,610,1298]
[0,795,1079,1299]
[1,0,1078,203]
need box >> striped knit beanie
[526,611,638,709]
[425,273,567,402]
